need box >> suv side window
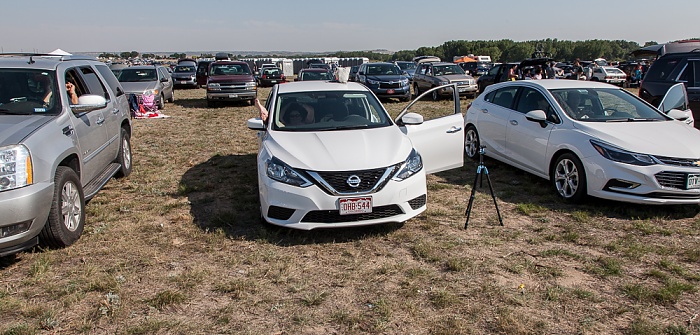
[679,60,699,87]
[95,64,123,98]
[80,66,110,100]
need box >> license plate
[459,87,467,92]
[387,89,395,94]
[270,80,277,83]
[178,81,187,84]
[339,197,372,215]
[687,174,700,189]
[228,94,238,98]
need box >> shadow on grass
[436,156,700,220]
[179,154,402,246]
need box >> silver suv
[0,53,132,257]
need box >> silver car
[117,65,174,109]
[0,53,133,257]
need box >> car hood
[436,74,473,82]
[366,74,406,82]
[264,127,413,171]
[120,82,157,94]
[208,75,255,83]
[574,121,700,157]
[0,115,53,145]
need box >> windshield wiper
[626,118,660,122]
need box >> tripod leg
[484,171,504,226]
[464,168,482,229]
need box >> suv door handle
[62,126,74,136]
[96,116,105,125]
[112,108,120,115]
[481,109,488,113]
[510,120,518,125]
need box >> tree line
[102,38,700,63]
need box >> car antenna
[28,55,35,64]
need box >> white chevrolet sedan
[464,79,700,204]
[247,81,464,229]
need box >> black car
[476,58,553,93]
[258,67,286,87]
[348,65,360,81]
[639,51,700,128]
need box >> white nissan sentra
[247,81,464,229]
[464,79,700,204]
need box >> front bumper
[173,77,197,86]
[584,155,700,204]
[259,170,428,230]
[207,90,257,102]
[0,182,54,256]
[440,84,478,96]
[367,84,411,99]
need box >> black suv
[639,51,700,128]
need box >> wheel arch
[548,148,580,180]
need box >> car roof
[300,68,331,73]
[124,65,160,70]
[277,81,368,94]
[0,54,97,70]
[212,60,248,65]
[489,78,620,91]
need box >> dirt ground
[0,84,698,335]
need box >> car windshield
[174,66,195,73]
[366,64,401,75]
[271,90,393,131]
[300,71,332,81]
[0,69,61,115]
[549,88,667,122]
[118,69,157,82]
[434,65,465,76]
[396,62,416,70]
[210,64,251,76]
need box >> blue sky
[2,0,696,54]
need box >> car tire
[431,89,439,101]
[115,128,132,178]
[39,167,85,249]
[207,99,215,108]
[478,82,485,93]
[552,153,587,203]
[167,90,175,103]
[249,99,255,106]
[464,125,480,159]
[158,93,165,109]
[413,83,420,97]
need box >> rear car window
[644,57,681,81]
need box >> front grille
[268,206,295,220]
[408,194,427,210]
[654,156,700,168]
[302,205,404,223]
[379,82,402,89]
[311,165,398,194]
[655,171,688,189]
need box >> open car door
[658,82,695,127]
[396,84,464,174]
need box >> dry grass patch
[1,87,699,334]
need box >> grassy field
[1,85,699,335]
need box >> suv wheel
[413,83,420,97]
[167,90,175,103]
[115,128,132,178]
[431,89,439,101]
[39,167,85,248]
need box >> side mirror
[525,110,548,128]
[358,71,364,75]
[658,82,688,114]
[71,94,107,113]
[160,77,168,82]
[401,112,424,125]
[247,117,266,130]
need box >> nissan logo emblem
[347,175,361,188]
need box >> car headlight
[266,157,312,187]
[144,89,159,96]
[400,79,409,85]
[366,79,380,85]
[0,145,32,192]
[207,82,220,90]
[246,82,257,90]
[392,149,423,181]
[590,140,656,166]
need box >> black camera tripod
[465,146,503,228]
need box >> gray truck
[0,53,132,257]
